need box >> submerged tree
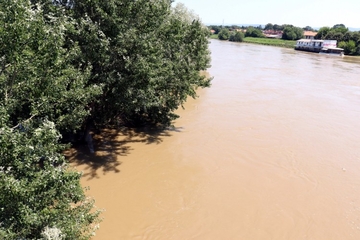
[62,0,212,127]
[0,0,211,237]
[0,0,101,132]
[0,1,101,239]
[0,116,101,239]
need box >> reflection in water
[71,40,360,240]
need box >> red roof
[304,31,317,37]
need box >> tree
[315,27,331,39]
[1,0,212,237]
[209,25,221,34]
[315,25,360,55]
[332,26,349,34]
[282,26,304,40]
[229,31,244,42]
[0,116,101,239]
[351,32,360,44]
[338,40,357,55]
[0,0,101,133]
[0,1,101,238]
[264,23,274,30]
[245,26,264,38]
[333,24,346,29]
[218,28,231,40]
[324,31,344,41]
[273,24,284,31]
[66,0,212,127]
[303,26,314,31]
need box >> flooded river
[69,39,360,239]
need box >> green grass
[209,35,296,49]
[242,37,296,48]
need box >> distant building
[263,30,283,39]
[304,31,317,39]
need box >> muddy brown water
[68,40,360,240]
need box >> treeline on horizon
[0,0,211,239]
[208,23,360,55]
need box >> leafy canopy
[218,28,231,40]
[1,0,212,238]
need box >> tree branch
[11,114,38,130]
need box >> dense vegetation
[281,25,304,40]
[218,28,231,40]
[230,32,245,42]
[245,27,264,38]
[0,0,211,239]
[315,24,360,55]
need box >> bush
[229,31,244,42]
[282,26,304,40]
[339,40,357,55]
[218,28,231,40]
[245,27,264,38]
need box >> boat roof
[297,39,323,42]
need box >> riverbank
[210,34,296,48]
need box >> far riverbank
[210,34,296,48]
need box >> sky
[174,0,360,29]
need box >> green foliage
[315,27,331,39]
[316,25,348,39]
[245,27,264,38]
[1,0,212,238]
[209,25,222,34]
[210,34,219,39]
[0,0,102,132]
[303,26,314,31]
[0,1,101,238]
[324,31,344,41]
[273,24,284,31]
[333,24,346,29]
[338,40,357,55]
[0,115,101,239]
[264,23,274,30]
[218,28,231,40]
[66,0,212,127]
[342,31,360,43]
[282,26,304,40]
[315,24,360,55]
[229,31,244,42]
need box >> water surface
[69,40,360,240]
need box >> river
[68,39,360,239]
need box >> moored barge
[295,39,344,56]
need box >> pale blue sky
[174,0,360,28]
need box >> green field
[209,34,296,48]
[210,34,219,39]
[243,37,296,48]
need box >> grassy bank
[209,34,296,48]
[243,37,296,48]
[210,34,219,39]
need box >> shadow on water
[65,126,182,180]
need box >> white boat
[295,39,344,56]
[319,47,345,57]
